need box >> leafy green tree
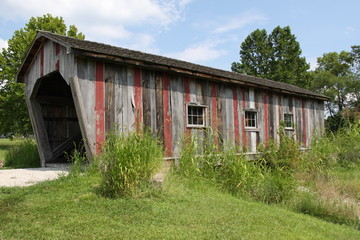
[0,14,84,136]
[311,51,356,114]
[231,29,271,77]
[232,26,310,88]
[310,47,360,131]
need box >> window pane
[284,114,293,128]
[187,105,206,127]
[245,111,257,128]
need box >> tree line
[0,15,358,136]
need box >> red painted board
[163,73,172,156]
[134,68,143,131]
[211,83,218,146]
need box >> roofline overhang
[72,48,330,101]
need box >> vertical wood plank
[264,91,269,143]
[241,88,247,149]
[233,87,240,146]
[105,64,115,133]
[55,43,60,71]
[268,92,274,139]
[217,85,225,147]
[163,73,172,156]
[155,73,164,142]
[40,46,44,77]
[225,87,234,145]
[142,70,151,129]
[211,82,218,146]
[124,66,135,131]
[183,77,191,139]
[95,62,105,153]
[301,98,307,146]
[295,98,302,145]
[171,75,184,157]
[114,66,125,131]
[134,68,143,131]
[149,73,157,132]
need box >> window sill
[244,128,260,132]
[187,125,207,129]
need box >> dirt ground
[0,164,69,187]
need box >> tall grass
[4,139,40,168]
[97,130,163,198]
[309,123,360,168]
[174,128,297,204]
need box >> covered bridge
[17,31,327,167]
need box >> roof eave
[72,48,329,101]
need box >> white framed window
[284,113,294,129]
[245,111,257,128]
[187,104,206,128]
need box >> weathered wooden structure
[17,31,328,167]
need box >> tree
[232,26,310,88]
[0,14,84,136]
[310,47,360,131]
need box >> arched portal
[30,71,83,165]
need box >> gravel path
[0,165,69,187]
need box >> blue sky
[0,0,359,71]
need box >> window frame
[186,103,207,128]
[283,113,294,130]
[244,109,258,129]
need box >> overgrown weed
[96,129,163,198]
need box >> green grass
[4,139,40,168]
[0,138,20,163]
[0,174,359,240]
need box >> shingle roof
[17,31,328,100]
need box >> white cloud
[0,0,192,44]
[0,38,8,49]
[213,11,267,34]
[0,0,188,27]
[167,39,227,63]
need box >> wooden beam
[36,96,74,105]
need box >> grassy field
[0,174,359,240]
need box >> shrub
[97,130,163,198]
[4,139,40,168]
